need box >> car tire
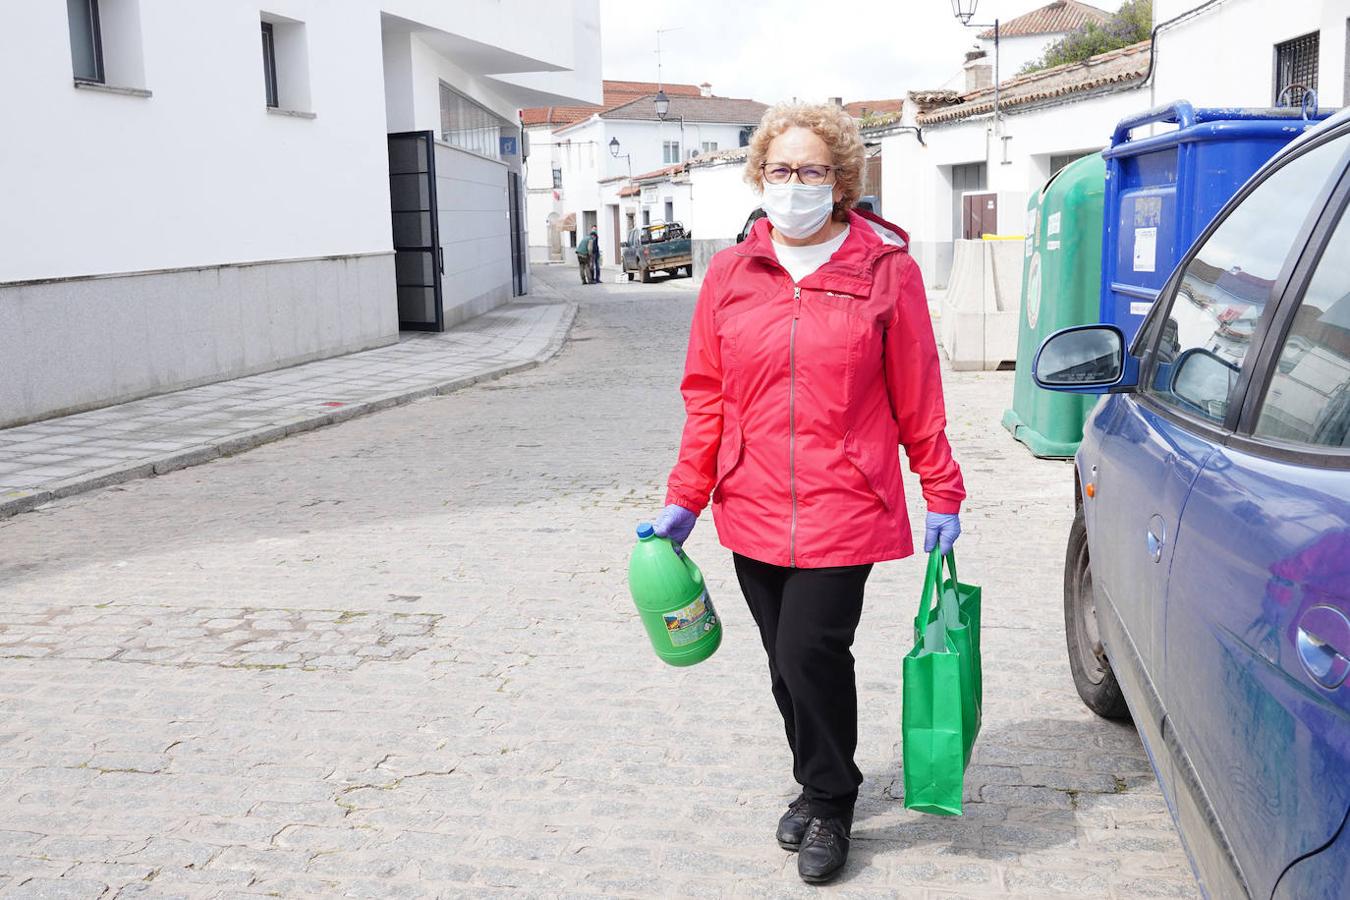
[1065,506,1131,720]
[626,271,634,281]
[640,265,651,284]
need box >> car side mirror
[1170,347,1240,420]
[1033,325,1138,394]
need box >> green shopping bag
[902,549,983,815]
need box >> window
[67,0,103,82]
[642,209,651,227]
[1050,152,1090,177]
[663,141,680,165]
[552,167,562,189]
[260,13,310,112]
[664,200,674,223]
[1254,206,1350,447]
[440,83,503,159]
[1274,32,1319,105]
[949,162,987,240]
[1143,136,1346,424]
[261,22,278,108]
[701,141,718,154]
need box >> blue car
[1033,110,1350,899]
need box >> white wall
[979,32,1067,79]
[1152,0,1350,108]
[0,0,393,283]
[383,0,602,107]
[435,142,511,324]
[881,85,1151,286]
[688,161,761,240]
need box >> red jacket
[665,209,965,568]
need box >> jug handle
[672,542,704,585]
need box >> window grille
[1274,32,1319,105]
[439,83,504,159]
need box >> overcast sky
[597,0,1058,106]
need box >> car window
[1253,204,1350,447]
[1144,135,1348,424]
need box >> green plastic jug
[628,523,722,666]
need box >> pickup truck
[621,222,693,282]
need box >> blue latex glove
[923,512,962,556]
[652,504,697,545]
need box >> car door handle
[1296,606,1350,690]
[1146,515,1166,563]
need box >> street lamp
[609,135,631,177]
[951,0,1000,129]
[652,90,686,162]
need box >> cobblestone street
[0,265,1198,898]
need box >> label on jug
[663,591,717,648]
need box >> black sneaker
[775,794,812,851]
[796,815,851,884]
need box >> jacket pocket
[842,429,895,511]
[712,421,745,503]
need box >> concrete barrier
[693,238,736,283]
[939,238,1022,371]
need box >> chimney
[963,47,992,93]
[829,96,844,108]
[699,81,712,97]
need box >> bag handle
[918,549,962,649]
[916,548,943,627]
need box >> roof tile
[918,39,1150,125]
[978,0,1112,38]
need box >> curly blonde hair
[744,102,865,222]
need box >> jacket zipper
[789,285,801,567]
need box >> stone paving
[0,264,1198,898]
[0,298,576,519]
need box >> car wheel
[1065,506,1131,720]
[626,271,634,281]
[640,265,651,283]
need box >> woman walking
[649,102,965,884]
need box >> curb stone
[0,302,578,520]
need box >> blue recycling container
[1100,101,1330,341]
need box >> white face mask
[760,182,835,239]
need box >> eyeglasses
[761,162,836,185]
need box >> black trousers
[733,553,872,819]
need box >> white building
[876,0,1350,291]
[873,40,1152,288]
[543,93,767,267]
[1148,0,1350,109]
[521,80,708,263]
[974,0,1113,80]
[0,0,600,429]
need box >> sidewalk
[0,294,577,519]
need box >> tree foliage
[1017,0,1152,75]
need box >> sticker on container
[1025,252,1043,330]
[1133,226,1157,273]
[1025,236,1034,258]
[1047,211,1061,236]
[663,591,716,648]
[1047,239,1061,251]
[1130,301,1152,317]
[1134,196,1163,227]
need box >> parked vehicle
[737,208,766,243]
[1033,108,1350,899]
[621,222,693,282]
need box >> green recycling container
[1001,153,1105,458]
[628,523,722,666]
